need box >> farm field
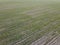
[0,0,60,45]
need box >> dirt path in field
[45,33,60,45]
[46,34,60,45]
[30,32,60,45]
[30,31,56,45]
[57,36,60,45]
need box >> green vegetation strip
[0,0,60,45]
